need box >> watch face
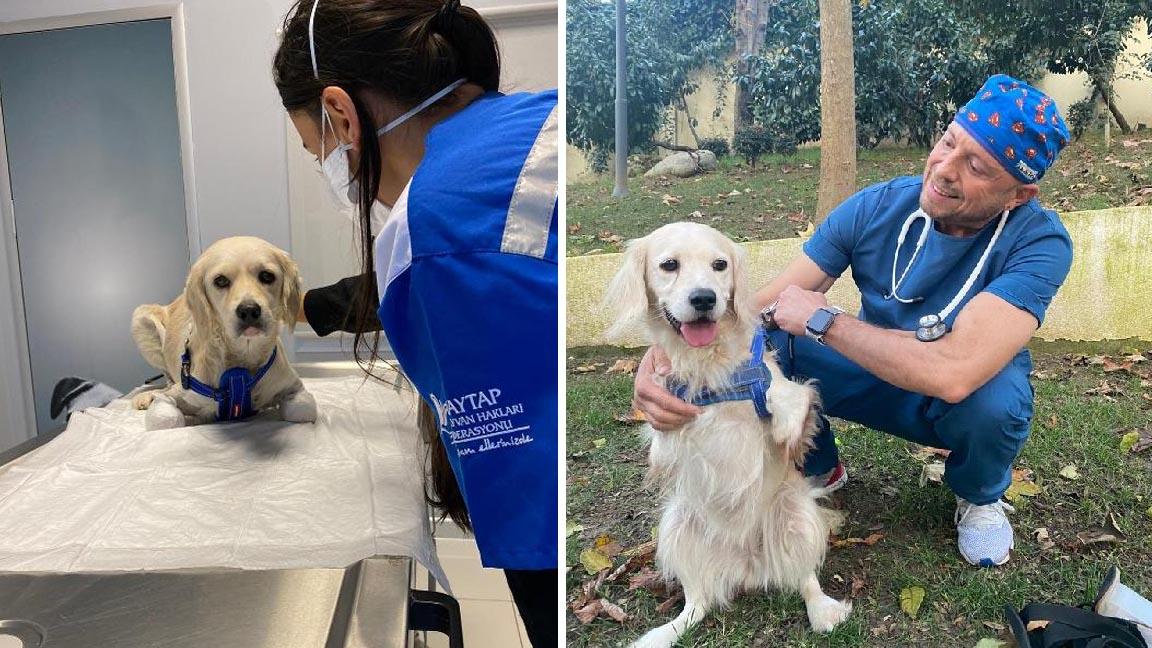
[808,308,835,334]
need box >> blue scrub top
[375,91,557,570]
[804,176,1073,332]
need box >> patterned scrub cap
[954,74,1070,184]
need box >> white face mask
[316,78,465,222]
[319,109,356,211]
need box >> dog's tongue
[680,320,718,347]
[242,326,263,337]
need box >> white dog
[606,222,851,647]
[130,236,317,430]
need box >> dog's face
[606,222,752,348]
[185,236,302,348]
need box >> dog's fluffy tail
[131,304,167,371]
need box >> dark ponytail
[273,0,499,532]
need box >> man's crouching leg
[929,353,1033,567]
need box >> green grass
[565,345,1152,647]
[566,131,1152,256]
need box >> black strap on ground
[1005,602,1147,648]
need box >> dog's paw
[628,626,677,648]
[132,392,156,411]
[806,595,851,633]
[280,389,317,423]
[144,396,186,431]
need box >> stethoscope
[885,208,1009,342]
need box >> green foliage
[957,0,1152,105]
[1067,98,1101,139]
[733,125,771,167]
[744,0,1046,150]
[566,0,735,159]
[697,136,730,158]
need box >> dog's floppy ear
[273,247,303,326]
[184,256,220,339]
[729,239,757,327]
[604,235,650,341]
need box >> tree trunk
[815,0,856,224]
[1093,75,1131,134]
[733,0,773,132]
[678,94,702,148]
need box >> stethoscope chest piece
[916,313,947,342]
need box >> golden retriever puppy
[130,236,316,430]
[606,222,851,648]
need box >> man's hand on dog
[633,346,703,432]
[770,285,830,336]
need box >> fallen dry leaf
[1059,464,1081,480]
[983,621,1006,632]
[1004,468,1042,502]
[850,575,867,598]
[600,599,629,623]
[592,438,606,449]
[572,598,629,624]
[622,539,658,559]
[975,639,1008,648]
[571,364,598,374]
[605,358,639,375]
[831,533,885,549]
[911,445,952,461]
[900,586,926,618]
[1034,527,1055,550]
[1076,529,1120,546]
[1119,428,1152,454]
[1026,620,1051,631]
[627,567,663,592]
[567,222,582,234]
[1085,381,1121,400]
[1103,358,1135,373]
[572,599,602,623]
[919,461,946,486]
[660,193,682,206]
[656,591,684,614]
[579,547,612,575]
[613,408,648,424]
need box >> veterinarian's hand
[633,346,702,432]
[772,285,830,336]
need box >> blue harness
[667,328,775,419]
[180,345,277,422]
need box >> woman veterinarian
[273,1,558,645]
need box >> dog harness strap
[667,329,773,419]
[179,345,278,422]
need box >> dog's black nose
[689,289,716,312]
[236,302,262,325]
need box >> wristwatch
[805,306,843,345]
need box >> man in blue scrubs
[634,74,1073,567]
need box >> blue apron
[375,91,557,570]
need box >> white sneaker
[955,497,1015,567]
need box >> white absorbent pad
[0,375,447,589]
